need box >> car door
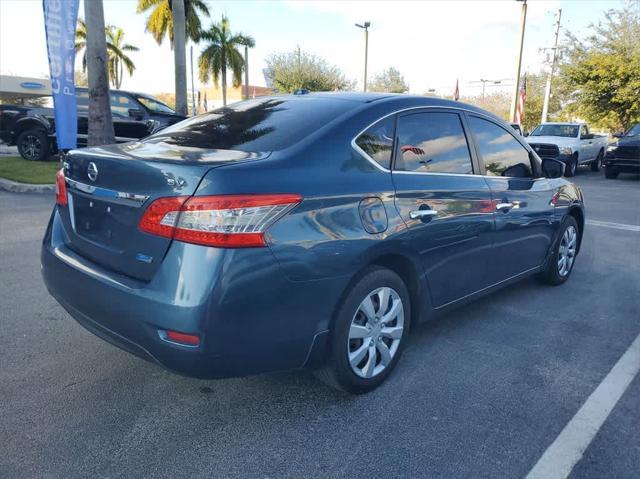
[75,90,89,147]
[109,92,152,141]
[391,109,495,308]
[466,114,557,284]
[580,125,597,161]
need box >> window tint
[355,116,395,169]
[76,91,89,112]
[469,116,532,178]
[395,112,473,174]
[147,97,354,152]
[109,93,138,117]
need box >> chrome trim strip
[350,104,534,180]
[65,178,149,206]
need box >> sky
[0,0,625,98]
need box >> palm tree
[136,0,210,46]
[106,27,139,89]
[75,20,139,89]
[198,16,255,106]
[172,0,188,115]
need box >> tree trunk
[172,0,188,116]
[222,64,227,106]
[85,0,114,146]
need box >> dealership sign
[42,0,79,150]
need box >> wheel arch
[567,206,584,253]
[14,117,51,136]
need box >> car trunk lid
[60,141,266,281]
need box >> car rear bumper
[41,209,342,379]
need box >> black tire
[565,154,578,177]
[314,266,411,394]
[605,165,619,179]
[16,128,50,161]
[590,150,603,171]
[536,216,579,286]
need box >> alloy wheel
[558,225,577,277]
[347,287,404,379]
[21,135,42,160]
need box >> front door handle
[496,202,514,212]
[409,209,438,220]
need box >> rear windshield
[144,97,354,151]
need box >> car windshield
[626,124,640,136]
[530,124,579,138]
[135,95,175,114]
[145,96,354,152]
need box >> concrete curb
[0,177,55,194]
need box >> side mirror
[128,108,144,120]
[612,132,624,138]
[524,131,529,137]
[542,158,565,178]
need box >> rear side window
[146,97,353,152]
[395,112,473,174]
[468,116,532,178]
[354,116,395,169]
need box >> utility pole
[172,0,188,116]
[355,22,371,92]
[510,0,528,122]
[541,8,562,123]
[244,45,249,100]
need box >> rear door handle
[409,209,438,220]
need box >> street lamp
[355,21,371,92]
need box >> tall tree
[173,0,188,115]
[265,49,354,93]
[75,21,139,89]
[84,0,114,146]
[558,2,640,131]
[136,0,210,45]
[368,67,409,93]
[198,15,255,106]
[106,27,139,89]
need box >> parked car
[0,88,186,161]
[42,94,584,393]
[525,122,608,177]
[603,123,640,179]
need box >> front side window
[354,116,395,169]
[469,116,532,178]
[135,95,175,114]
[394,112,473,174]
[109,93,138,117]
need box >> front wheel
[314,267,411,394]
[565,154,578,177]
[536,216,579,286]
[16,129,50,161]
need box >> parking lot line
[586,219,640,232]
[525,332,640,479]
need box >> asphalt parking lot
[1,168,638,478]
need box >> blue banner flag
[43,0,80,150]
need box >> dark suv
[42,93,584,393]
[0,88,186,161]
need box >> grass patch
[0,156,60,184]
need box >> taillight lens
[55,168,68,206]
[139,194,302,248]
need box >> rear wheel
[605,164,619,179]
[16,129,50,161]
[565,154,578,177]
[314,267,411,394]
[590,150,603,171]
[536,216,579,286]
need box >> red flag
[453,79,460,101]
[514,75,527,126]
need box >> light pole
[355,22,371,92]
[541,8,562,123]
[510,0,528,122]
[244,45,249,100]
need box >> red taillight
[139,194,302,248]
[164,330,200,346]
[55,168,68,206]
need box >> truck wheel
[16,129,50,161]
[590,150,603,171]
[605,165,619,179]
[565,154,578,177]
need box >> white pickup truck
[525,122,608,177]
